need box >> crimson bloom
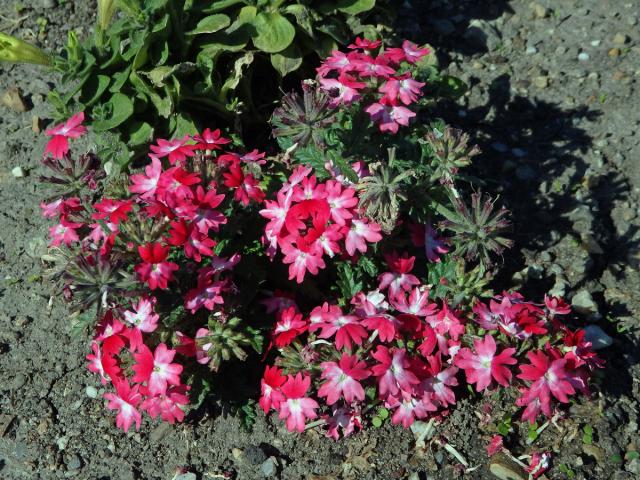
[140,385,190,424]
[455,334,517,392]
[49,217,83,247]
[44,112,87,158]
[309,304,368,350]
[259,366,287,413]
[371,346,419,398]
[273,306,307,348]
[129,155,163,199]
[92,198,133,224]
[134,243,179,290]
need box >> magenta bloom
[92,198,133,224]
[378,252,420,297]
[149,135,196,165]
[455,335,517,392]
[387,393,437,428]
[278,374,319,432]
[134,242,179,290]
[44,112,87,158]
[365,100,416,134]
[390,286,437,317]
[280,236,326,284]
[318,354,371,405]
[486,435,504,457]
[123,297,159,349]
[193,128,231,150]
[103,380,143,433]
[132,343,183,396]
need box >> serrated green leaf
[188,14,231,35]
[270,44,303,76]
[252,12,295,53]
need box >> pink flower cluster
[42,116,267,431]
[261,254,602,438]
[260,166,383,283]
[317,38,430,133]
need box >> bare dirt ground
[1,0,639,479]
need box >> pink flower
[103,380,142,432]
[362,314,401,343]
[387,393,437,428]
[44,112,87,158]
[132,343,183,395]
[134,242,179,290]
[544,295,571,316]
[348,37,382,51]
[141,385,190,424]
[426,303,466,341]
[193,128,231,150]
[371,346,419,398]
[352,55,395,77]
[259,366,287,413]
[319,74,366,106]
[420,354,458,406]
[365,100,416,133]
[378,252,420,297]
[325,406,362,440]
[40,197,81,218]
[222,162,265,205]
[486,435,504,456]
[516,350,576,423]
[455,335,517,392]
[149,135,196,165]
[129,155,163,199]
[260,191,293,237]
[278,374,319,432]
[344,217,382,256]
[86,341,110,385]
[379,75,425,105]
[401,41,430,64]
[526,452,551,478]
[410,223,449,262]
[325,180,358,225]
[318,354,371,405]
[390,286,437,317]
[191,185,226,234]
[49,217,83,247]
[309,304,368,350]
[184,276,226,313]
[123,297,159,349]
[92,198,133,224]
[273,306,307,347]
[280,237,326,283]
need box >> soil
[1,0,639,479]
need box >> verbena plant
[38,39,602,457]
[2,0,389,169]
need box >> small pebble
[512,148,527,157]
[526,46,538,55]
[609,48,621,57]
[260,457,278,477]
[578,52,590,61]
[613,33,630,45]
[11,166,26,178]
[85,386,98,398]
[590,39,601,47]
[491,142,509,152]
[583,325,613,350]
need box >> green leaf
[252,12,295,53]
[79,74,110,107]
[336,262,363,301]
[436,75,468,99]
[220,51,254,101]
[328,152,358,183]
[336,0,376,15]
[188,14,231,35]
[128,121,153,146]
[371,417,382,428]
[92,93,134,132]
[170,112,198,138]
[283,4,314,38]
[293,145,329,178]
[270,44,303,76]
[203,0,247,12]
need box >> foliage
[3,0,387,168]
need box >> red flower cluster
[261,253,602,437]
[260,166,383,283]
[317,38,429,133]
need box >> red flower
[134,242,179,290]
[273,306,307,348]
[44,112,87,158]
[222,162,265,205]
[193,128,231,151]
[104,380,142,432]
[309,303,368,350]
[371,346,419,398]
[259,366,287,413]
[140,384,190,424]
